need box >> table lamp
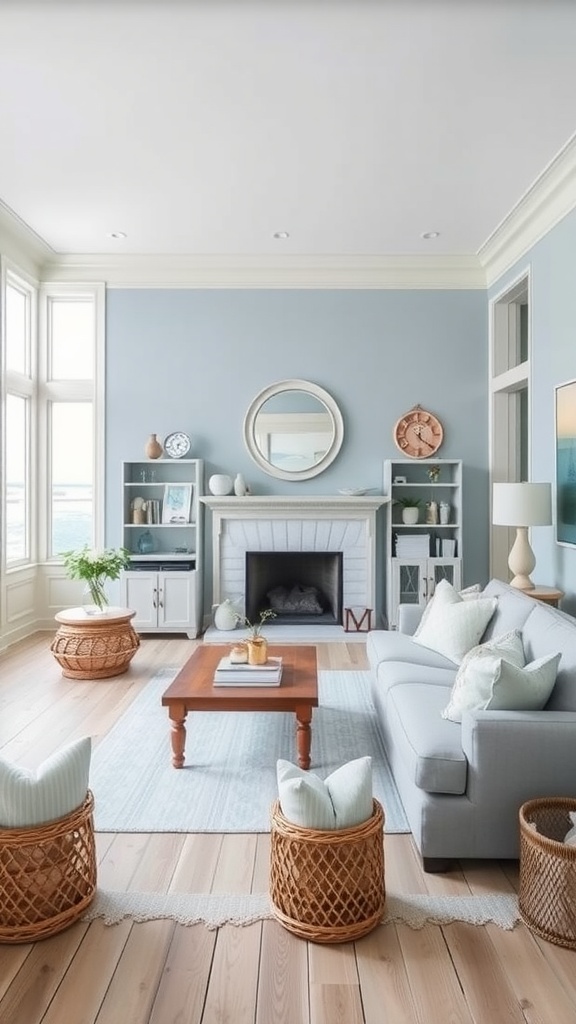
[492,482,552,590]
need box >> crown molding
[39,252,486,289]
[0,200,53,279]
[478,132,576,287]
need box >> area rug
[90,668,410,833]
[83,890,521,932]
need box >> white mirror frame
[243,379,345,481]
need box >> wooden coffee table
[161,645,318,770]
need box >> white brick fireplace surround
[201,495,388,640]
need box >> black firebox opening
[245,551,343,626]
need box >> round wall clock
[393,405,444,459]
[164,431,191,459]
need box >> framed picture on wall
[555,378,576,547]
[162,484,193,524]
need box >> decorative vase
[145,433,163,459]
[82,579,108,615]
[234,473,247,497]
[425,501,439,525]
[247,637,268,665]
[137,530,155,554]
[402,507,419,525]
[439,501,450,525]
[214,599,238,631]
[209,474,233,496]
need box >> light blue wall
[105,287,489,620]
[489,206,576,614]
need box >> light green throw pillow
[277,756,373,830]
[0,736,91,828]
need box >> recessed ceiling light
[421,231,440,239]
[108,231,127,239]
[273,231,290,239]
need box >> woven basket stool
[269,798,385,943]
[0,791,96,944]
[519,797,576,949]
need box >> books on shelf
[213,656,283,687]
[394,533,431,557]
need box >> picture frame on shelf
[162,483,193,524]
[555,378,576,547]
[393,475,407,484]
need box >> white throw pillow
[276,756,373,830]
[325,756,373,829]
[276,759,336,829]
[412,580,497,664]
[442,630,526,723]
[0,736,91,828]
[414,581,484,638]
[485,653,561,712]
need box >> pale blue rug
[91,669,409,833]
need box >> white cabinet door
[122,572,158,629]
[159,572,196,631]
[389,557,462,629]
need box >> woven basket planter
[519,797,576,949]
[0,791,96,944]
[269,798,385,943]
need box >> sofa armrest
[461,710,576,802]
[398,604,425,635]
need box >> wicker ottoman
[269,798,385,943]
[519,797,576,949]
[0,792,97,943]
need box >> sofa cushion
[367,629,457,673]
[0,737,91,828]
[385,683,468,794]
[442,630,526,723]
[485,652,561,711]
[480,579,536,641]
[276,757,373,830]
[412,581,497,664]
[520,602,576,711]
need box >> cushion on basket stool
[277,756,373,830]
[0,737,91,828]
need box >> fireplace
[200,494,388,636]
[245,551,343,625]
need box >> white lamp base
[508,526,536,590]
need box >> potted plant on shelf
[61,545,131,613]
[235,608,277,665]
[394,496,423,525]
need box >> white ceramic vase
[209,474,233,496]
[402,507,419,525]
[214,599,238,631]
[234,473,247,496]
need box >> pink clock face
[394,409,443,458]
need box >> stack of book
[213,656,283,687]
[395,533,431,557]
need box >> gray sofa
[367,579,576,869]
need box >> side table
[525,586,564,608]
[51,606,140,680]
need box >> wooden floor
[1,633,575,1024]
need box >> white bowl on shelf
[338,487,368,496]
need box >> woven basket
[51,621,140,679]
[0,791,97,944]
[269,798,385,943]
[519,797,576,949]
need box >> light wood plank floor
[1,633,575,1024]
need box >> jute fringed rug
[90,669,410,833]
[83,890,522,932]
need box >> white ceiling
[1,1,576,261]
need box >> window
[3,268,35,568]
[39,285,104,559]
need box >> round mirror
[243,379,344,481]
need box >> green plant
[61,545,131,610]
[394,496,423,508]
[235,607,277,638]
[427,465,441,484]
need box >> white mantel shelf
[200,495,389,514]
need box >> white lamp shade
[492,482,552,527]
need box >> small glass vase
[82,578,108,615]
